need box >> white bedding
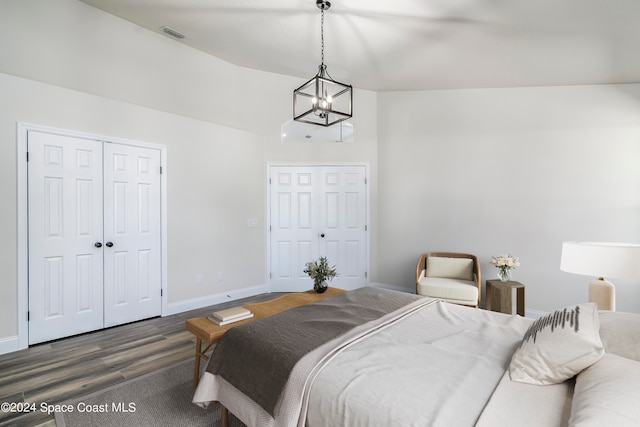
[306,300,532,427]
[193,292,640,427]
[476,371,574,427]
[194,293,440,426]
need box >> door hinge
[364,177,367,184]
[27,311,30,321]
[365,272,368,278]
[160,289,163,297]
[269,178,272,184]
[365,225,368,231]
[160,166,163,174]
[269,272,272,279]
[26,152,29,162]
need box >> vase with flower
[303,256,338,293]
[490,254,520,282]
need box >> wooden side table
[186,287,346,386]
[485,280,525,317]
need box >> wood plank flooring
[0,292,282,427]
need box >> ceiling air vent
[161,26,185,39]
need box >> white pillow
[598,311,640,362]
[569,353,640,426]
[509,303,604,385]
[426,256,474,281]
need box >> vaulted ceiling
[80,0,640,92]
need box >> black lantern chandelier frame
[293,0,353,127]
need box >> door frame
[266,162,370,291]
[16,122,168,350]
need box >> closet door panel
[28,131,104,344]
[103,143,162,327]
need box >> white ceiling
[79,0,640,92]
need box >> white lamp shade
[560,241,640,280]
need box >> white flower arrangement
[490,254,520,281]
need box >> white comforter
[306,300,532,427]
[194,294,640,427]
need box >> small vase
[314,281,328,293]
[497,269,511,282]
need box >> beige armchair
[415,252,481,307]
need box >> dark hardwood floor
[0,292,282,427]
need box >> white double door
[269,165,368,292]
[28,131,162,344]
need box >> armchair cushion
[426,256,474,281]
[417,273,478,302]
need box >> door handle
[105,242,114,248]
[320,233,325,238]
[94,242,102,248]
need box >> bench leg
[193,338,214,387]
[221,404,228,427]
[194,337,202,386]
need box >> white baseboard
[0,335,22,356]
[163,284,270,316]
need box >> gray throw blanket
[206,287,423,416]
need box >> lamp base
[588,277,615,311]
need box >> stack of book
[207,306,254,326]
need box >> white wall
[2,0,639,353]
[0,73,269,339]
[0,0,378,350]
[377,85,640,313]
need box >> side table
[486,279,525,317]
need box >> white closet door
[269,165,368,292]
[270,168,317,292]
[103,143,162,327]
[28,132,104,344]
[317,167,368,290]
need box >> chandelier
[293,0,353,127]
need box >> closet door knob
[105,242,114,247]
[94,242,102,248]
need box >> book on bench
[207,306,253,326]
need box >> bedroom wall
[376,84,640,314]
[2,0,637,354]
[0,0,378,352]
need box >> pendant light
[293,0,353,127]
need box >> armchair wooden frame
[415,252,481,307]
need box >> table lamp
[560,241,640,311]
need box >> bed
[193,287,640,427]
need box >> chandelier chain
[320,9,325,66]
